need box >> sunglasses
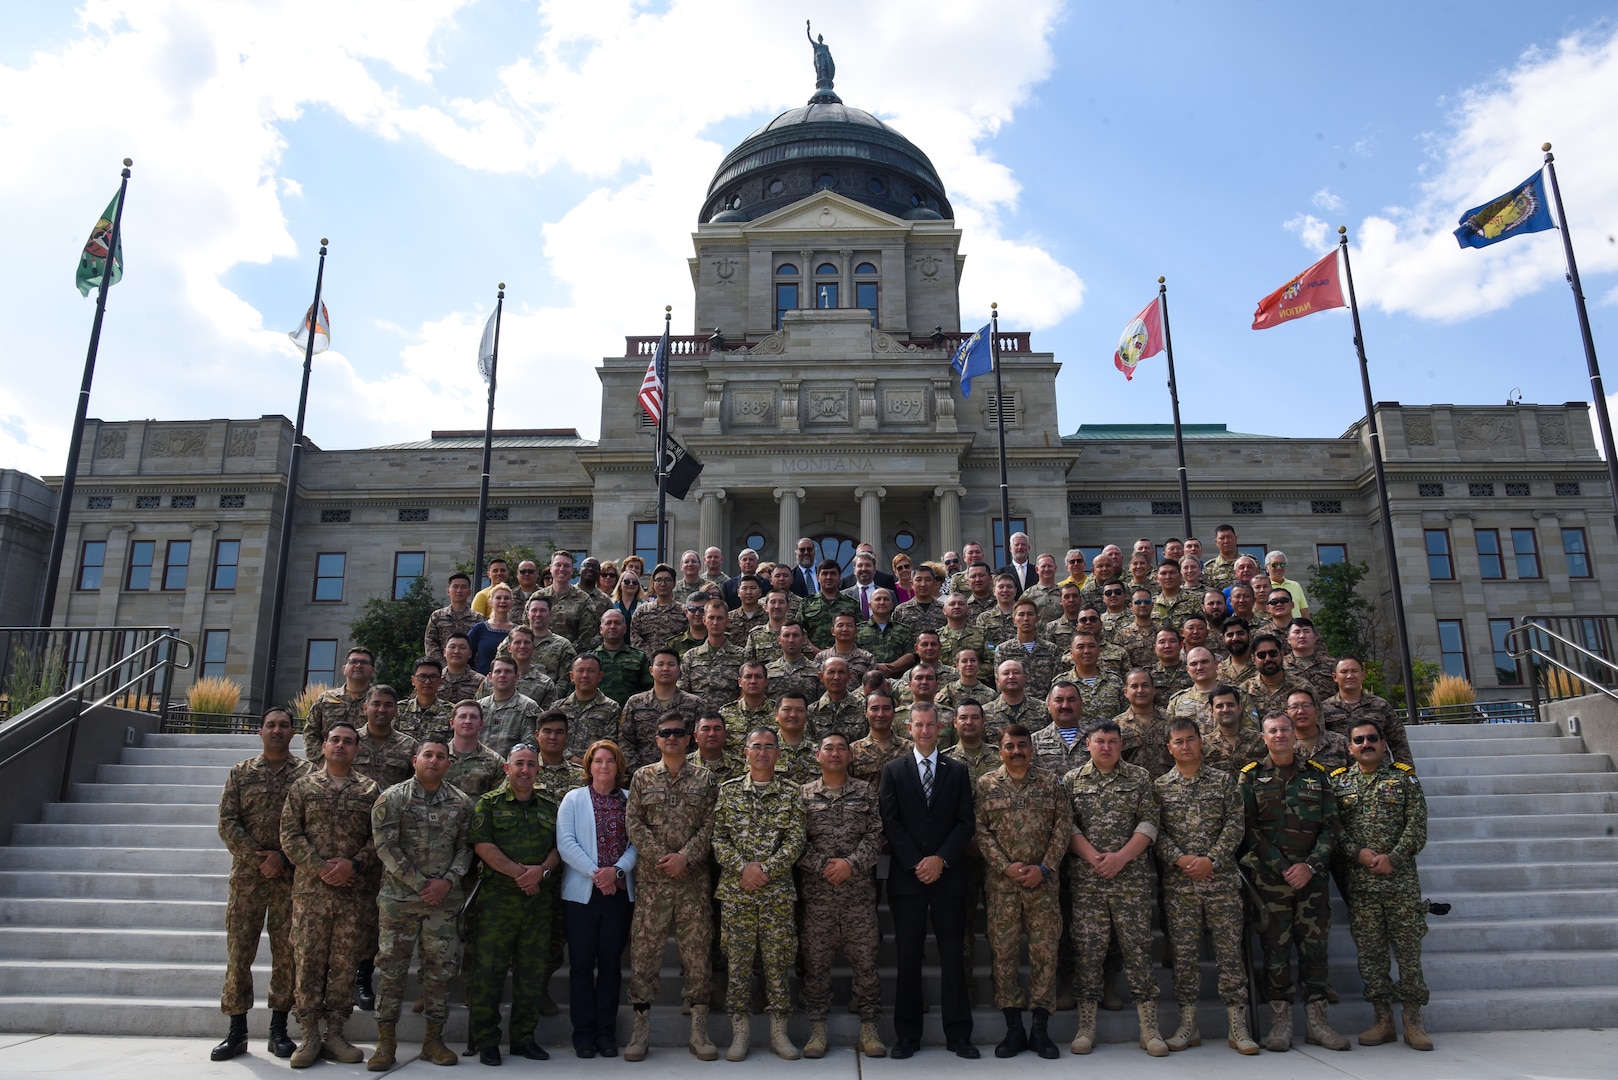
[1254,650,1281,659]
[1267,597,1292,606]
[657,729,688,739]
[1351,734,1382,745]
[1132,598,1153,605]
[510,742,538,755]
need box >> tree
[350,576,439,690]
[1307,560,1373,662]
[454,539,555,586]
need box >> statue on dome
[807,21,835,90]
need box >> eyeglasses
[1351,734,1382,745]
[1131,598,1153,605]
[1254,650,1281,659]
[1268,561,1286,568]
[1285,702,1315,712]
[518,568,539,575]
[657,729,688,739]
[1267,597,1292,606]
[413,672,442,681]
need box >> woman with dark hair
[557,740,637,1057]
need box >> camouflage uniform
[1114,624,1160,671]
[700,570,730,590]
[396,696,452,743]
[440,669,487,707]
[1040,616,1081,652]
[479,692,542,759]
[814,646,874,687]
[515,666,558,709]
[798,593,859,651]
[626,761,717,1008]
[937,679,995,713]
[1099,609,1132,641]
[857,621,916,669]
[849,734,912,789]
[727,606,770,649]
[540,585,598,649]
[1031,722,1090,779]
[976,766,1070,1011]
[1240,671,1312,726]
[352,729,418,791]
[557,691,622,761]
[1154,765,1248,1006]
[446,741,507,799]
[1059,668,1126,730]
[465,784,560,1053]
[1285,652,1339,705]
[1239,756,1338,1003]
[529,633,578,685]
[944,740,1001,782]
[1166,685,1248,733]
[718,698,778,755]
[1333,761,1429,1007]
[994,638,1064,699]
[280,770,380,1030]
[966,593,998,620]
[1020,583,1065,622]
[975,608,1018,653]
[806,693,868,744]
[938,624,988,668]
[1202,725,1267,777]
[679,641,749,718]
[1297,729,1352,774]
[620,688,703,771]
[1150,661,1194,710]
[693,751,746,785]
[591,644,651,708]
[1114,707,1172,779]
[630,600,689,655]
[1062,760,1160,1005]
[711,775,807,1017]
[774,738,821,786]
[765,655,822,709]
[425,606,481,661]
[302,688,366,765]
[371,777,475,1024]
[893,598,946,638]
[218,754,311,1016]
[1151,590,1202,632]
[894,664,958,704]
[1321,694,1413,766]
[1216,656,1254,687]
[1203,555,1238,591]
[744,623,785,665]
[798,777,885,1022]
[982,694,1040,744]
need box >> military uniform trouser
[985,878,1062,1012]
[801,882,881,1022]
[222,865,295,1015]
[721,890,796,1017]
[1251,871,1331,1003]
[538,874,565,992]
[1068,862,1156,1004]
[1163,876,1247,1005]
[376,899,460,1023]
[468,886,552,1049]
[291,880,368,1026]
[1348,875,1429,1006]
[629,875,712,1007]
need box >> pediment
[743,191,910,234]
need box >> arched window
[855,261,878,324]
[816,263,839,276]
[776,263,798,275]
[814,263,839,310]
[855,262,877,275]
[775,264,799,328]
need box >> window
[393,552,426,599]
[305,639,338,688]
[816,262,838,275]
[775,282,798,328]
[1489,618,1521,685]
[202,630,229,680]
[1563,528,1591,578]
[1475,529,1504,580]
[319,508,351,524]
[1239,544,1267,564]
[855,281,878,323]
[1418,483,1445,498]
[1425,530,1453,580]
[745,530,768,553]
[126,540,156,590]
[1505,482,1531,497]
[1316,543,1346,566]
[991,517,1028,567]
[1151,501,1182,517]
[1511,528,1541,579]
[485,506,510,521]
[1436,619,1469,678]
[77,541,107,590]
[87,496,112,510]
[1232,500,1263,515]
[162,541,191,590]
[985,392,1018,426]
[211,540,241,590]
[1468,482,1495,497]
[558,506,591,521]
[135,495,160,509]
[219,493,245,509]
[171,495,196,509]
[893,529,916,551]
[398,508,429,523]
[634,521,659,567]
[1555,481,1581,496]
[313,552,346,602]
[1311,500,1343,514]
[1070,501,1101,517]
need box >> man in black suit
[791,538,819,598]
[997,531,1035,596]
[879,701,978,1058]
[854,543,899,592]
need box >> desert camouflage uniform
[1031,722,1089,778]
[1166,685,1248,732]
[976,765,1070,1011]
[1059,668,1126,730]
[528,633,578,686]
[711,775,806,1018]
[619,688,703,771]
[1040,616,1081,652]
[1285,651,1339,704]
[1241,671,1312,726]
[557,690,622,761]
[798,777,885,1022]
[774,739,821,787]
[445,741,506,799]
[1216,655,1254,687]
[1203,555,1238,591]
[478,692,542,759]
[1062,760,1159,1005]
[938,624,988,669]
[693,751,747,785]
[806,693,868,744]
[798,593,859,651]
[630,600,688,655]
[396,696,452,743]
[966,593,998,620]
[626,760,717,1008]
[857,621,916,669]
[1113,707,1172,779]
[1154,765,1248,1006]
[302,688,367,765]
[679,641,749,718]
[352,729,418,792]
[849,734,913,789]
[994,638,1064,699]
[1150,661,1194,710]
[894,663,958,704]
[1321,693,1413,766]
[727,606,770,649]
[719,698,778,755]
[1333,761,1429,1006]
[1113,623,1160,671]
[1202,724,1267,777]
[591,644,651,708]
[1151,591,1202,632]
[744,623,786,665]
[425,606,481,661]
[218,754,312,1016]
[1297,729,1352,773]
[893,598,946,638]
[982,694,1040,744]
[814,646,874,687]
[765,655,822,709]
[440,669,487,707]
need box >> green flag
[75,192,123,297]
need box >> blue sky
[2,0,1616,479]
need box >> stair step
[1419,859,1618,890]
[1419,836,1618,863]
[0,846,231,873]
[1420,772,1618,797]
[1409,735,1586,757]
[0,897,222,930]
[1426,791,1618,817]
[120,746,273,766]
[0,870,229,901]
[1419,888,1618,919]
[1427,813,1618,840]
[96,764,234,785]
[0,927,235,963]
[41,802,220,825]
[1407,721,1560,740]
[140,734,301,750]
[1423,949,1618,991]
[1422,916,1618,952]
[1415,753,1614,777]
[9,822,221,848]
[70,783,219,804]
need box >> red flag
[1113,296,1164,380]
[1252,249,1345,330]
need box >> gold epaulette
[1329,766,1349,777]
[1393,762,1416,773]
[1307,759,1327,772]
[1239,761,1259,773]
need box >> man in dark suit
[879,700,978,1058]
[997,531,1035,596]
[854,543,899,592]
[790,538,819,598]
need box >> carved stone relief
[805,387,851,424]
[1404,413,1435,445]
[730,388,774,426]
[883,386,930,425]
[1455,415,1517,444]
[149,429,207,457]
[227,427,257,457]
[1539,412,1569,445]
[96,430,127,459]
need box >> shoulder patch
[1307,759,1327,772]
[1394,762,1415,773]
[1239,761,1259,773]
[1329,766,1348,777]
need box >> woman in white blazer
[556,739,637,1058]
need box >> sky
[2,0,1617,480]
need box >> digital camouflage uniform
[1155,765,1248,1006]
[773,738,820,786]
[515,666,559,709]
[849,734,912,790]
[631,600,688,655]
[798,775,885,1022]
[1241,672,1313,727]
[619,688,703,771]
[1202,724,1267,777]
[858,621,916,669]
[1321,693,1413,766]
[528,633,578,685]
[218,754,312,1016]
[1297,729,1352,774]
[798,593,859,650]
[1150,661,1194,710]
[1041,615,1081,652]
[718,697,778,755]
[966,593,998,620]
[1113,707,1172,779]
[1217,655,1255,687]
[700,570,729,590]
[711,775,807,1017]
[694,751,746,785]
[280,770,379,1030]
[396,696,452,743]
[466,784,559,1052]
[815,646,874,687]
[895,663,958,704]
[1063,759,1160,1005]
[679,641,749,719]
[1167,685,1248,733]
[765,655,822,709]
[349,728,418,967]
[446,741,507,799]
[540,586,598,650]
[479,692,542,759]
[1152,591,1202,632]
[1099,609,1132,641]
[302,688,367,765]
[937,679,995,714]
[425,605,481,661]
[557,690,622,761]
[938,624,988,669]
[745,623,786,665]
[1021,583,1064,622]
[994,638,1064,699]
[1203,555,1238,592]
[1114,624,1160,671]
[626,761,717,1008]
[982,694,1039,744]
[371,777,474,1024]
[1284,651,1337,703]
[893,598,946,638]
[1032,722,1090,779]
[727,606,770,649]
[976,765,1070,1011]
[591,644,651,708]
[1239,756,1338,1003]
[806,693,867,744]
[1061,668,1127,730]
[439,669,487,707]
[946,739,1001,993]
[1333,761,1429,1007]
[975,608,1018,653]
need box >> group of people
[214,528,1434,1065]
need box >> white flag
[288,302,330,355]
[478,309,498,384]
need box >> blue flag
[952,323,993,397]
[1454,170,1555,248]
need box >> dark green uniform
[1333,762,1429,1007]
[591,644,652,709]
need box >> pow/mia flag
[662,434,704,500]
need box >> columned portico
[698,487,726,552]
[934,484,964,555]
[855,486,885,548]
[774,486,804,562]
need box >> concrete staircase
[0,723,1613,1045]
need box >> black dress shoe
[949,1041,981,1059]
[575,1045,597,1059]
[596,1036,619,1058]
[479,1045,502,1066]
[463,1042,480,1057]
[210,1020,249,1062]
[511,1042,550,1061]
[890,1041,918,1059]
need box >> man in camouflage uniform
[303,647,373,764]
[445,700,506,798]
[1061,630,1126,730]
[939,592,989,671]
[1334,718,1433,1050]
[1040,582,1085,651]
[764,621,821,706]
[424,572,480,661]
[983,658,1038,743]
[745,589,792,664]
[1322,656,1413,766]
[1242,633,1311,724]
[1030,679,1088,1007]
[395,657,451,743]
[1289,689,1350,772]
[1150,627,1194,710]
[438,634,486,706]
[620,647,702,770]
[773,692,820,785]
[538,550,592,647]
[280,722,379,1067]
[630,563,688,654]
[894,630,958,702]
[1152,560,1202,631]
[718,659,776,755]
[1203,524,1240,591]
[894,664,955,744]
[859,587,917,676]
[946,541,986,595]
[213,707,311,1061]
[799,559,858,651]
[1114,589,1161,671]
[557,652,620,762]
[975,572,1021,652]
[816,611,875,686]
[522,596,578,685]
[1115,668,1172,779]
[849,688,910,788]
[1019,553,1064,622]
[367,736,475,1069]
[711,727,807,1061]
[1155,718,1259,1055]
[681,598,749,718]
[700,545,729,588]
[1167,646,1232,729]
[1239,712,1349,1052]
[1204,685,1266,776]
[993,596,1064,699]
[807,655,865,742]
[1285,619,1338,703]
[893,561,946,638]
[727,574,769,646]
[1218,618,1256,685]
[1062,719,1167,1056]
[625,709,720,1060]
[976,723,1069,1059]
[504,625,559,708]
[797,731,887,1058]
[466,743,564,1065]
[348,685,417,1014]
[592,608,650,705]
[478,656,542,758]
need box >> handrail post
[58,687,87,804]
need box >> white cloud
[1284,213,1333,251]
[1312,188,1344,212]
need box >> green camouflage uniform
[440,669,487,707]
[966,594,998,620]
[700,571,729,590]
[630,600,688,655]
[976,765,1070,1011]
[1020,583,1064,622]
[727,606,770,649]
[591,644,651,708]
[711,775,806,1017]
[1063,759,1160,1005]
[679,641,749,718]
[848,734,912,790]
[1154,765,1248,1006]
[774,738,821,787]
[938,679,995,713]
[798,776,885,1022]
[975,608,1018,653]
[814,646,874,687]
[1240,671,1312,726]
[1150,661,1194,710]
[1114,707,1172,779]
[938,624,988,668]
[1203,555,1238,591]
[1059,668,1126,730]
[349,728,418,965]
[858,620,916,669]
[1166,685,1247,732]
[1151,590,1201,631]
[1333,761,1429,1006]
[1202,724,1267,777]
[693,750,746,785]
[532,759,586,989]
[982,694,1040,744]
[619,688,703,771]
[798,593,859,650]
[425,605,481,661]
[994,638,1064,699]
[806,693,867,744]
[1041,615,1081,652]
[718,697,778,756]
[1114,623,1160,671]
[1297,729,1352,773]
[302,688,367,765]
[557,691,622,761]
[893,598,946,638]
[479,692,542,759]
[446,741,507,799]
[528,633,578,686]
[515,666,558,709]
[765,655,822,709]
[626,761,717,1007]
[1216,655,1254,687]
[1285,651,1339,704]
[539,585,597,649]
[744,623,785,665]
[1321,693,1413,766]
[396,695,452,743]
[1099,609,1132,641]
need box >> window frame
[305,639,339,688]
[201,629,230,679]
[633,521,659,568]
[1424,529,1454,581]
[1436,619,1469,679]
[77,540,107,590]
[211,539,241,591]
[1475,528,1504,580]
[312,552,347,603]
[1510,528,1541,580]
[774,282,798,329]
[991,517,1029,567]
[1488,618,1522,686]
[162,540,192,591]
[1315,543,1346,567]
[392,551,426,600]
[126,539,156,591]
[1562,527,1592,578]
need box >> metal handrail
[1505,622,1618,715]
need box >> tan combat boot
[290,1018,323,1069]
[420,1020,457,1066]
[802,1021,829,1059]
[624,1009,651,1061]
[1226,1004,1260,1055]
[367,1022,396,1071]
[1265,1000,1291,1052]
[322,1018,365,1063]
[769,1015,800,1060]
[1137,1000,1169,1057]
[1069,1002,1098,1054]
[725,1014,750,1061]
[1165,1003,1200,1051]
[689,1005,718,1060]
[1360,1002,1396,1045]
[1304,999,1351,1051]
[858,1020,886,1057]
[1402,1004,1434,1051]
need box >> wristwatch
[615,867,626,881]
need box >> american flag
[638,331,668,423]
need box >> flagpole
[1338,225,1419,731]
[473,283,505,583]
[989,303,1013,555]
[263,238,328,706]
[1157,276,1194,541]
[655,306,672,567]
[1541,143,1618,538]
[38,158,132,626]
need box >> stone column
[774,487,805,563]
[839,248,853,308]
[855,486,886,548]
[934,485,965,556]
[698,488,726,554]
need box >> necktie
[921,756,934,805]
[860,585,870,619]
